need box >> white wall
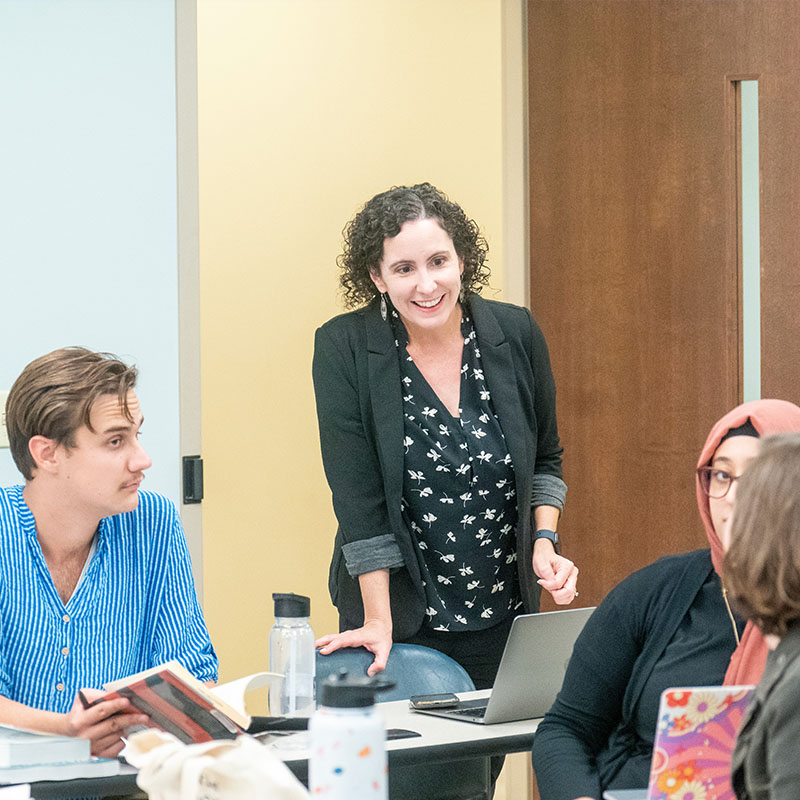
[0,0,182,506]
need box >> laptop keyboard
[452,704,488,718]
[460,706,486,719]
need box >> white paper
[212,672,283,717]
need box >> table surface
[26,690,541,798]
[271,689,541,771]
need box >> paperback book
[93,661,279,745]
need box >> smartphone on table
[408,692,460,710]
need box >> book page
[212,673,282,718]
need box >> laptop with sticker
[644,685,754,800]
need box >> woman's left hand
[532,539,579,604]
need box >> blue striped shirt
[0,486,218,712]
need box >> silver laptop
[412,606,595,724]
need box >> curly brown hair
[337,183,490,309]
[724,433,800,636]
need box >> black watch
[533,528,560,552]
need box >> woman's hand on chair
[315,618,393,676]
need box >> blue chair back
[316,643,475,702]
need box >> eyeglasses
[697,466,743,499]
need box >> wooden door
[528,0,800,609]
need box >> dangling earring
[459,281,466,304]
[380,293,388,321]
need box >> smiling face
[709,434,761,551]
[369,217,464,337]
[57,390,152,518]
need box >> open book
[93,661,280,745]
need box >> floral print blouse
[391,307,521,632]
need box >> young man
[0,347,217,756]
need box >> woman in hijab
[531,399,800,800]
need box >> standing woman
[724,433,800,800]
[313,183,578,687]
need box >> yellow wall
[197,0,506,682]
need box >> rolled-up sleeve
[531,473,567,510]
[342,535,405,577]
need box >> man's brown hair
[5,347,138,481]
[724,433,800,636]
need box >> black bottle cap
[320,669,396,708]
[272,592,311,618]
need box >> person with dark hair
[723,433,800,799]
[531,399,800,800]
[0,347,217,756]
[312,183,578,687]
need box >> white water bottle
[269,592,315,716]
[309,671,394,799]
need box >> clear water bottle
[309,670,395,799]
[269,592,315,716]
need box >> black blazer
[312,294,563,640]
[732,622,800,800]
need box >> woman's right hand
[315,618,393,676]
[315,569,394,676]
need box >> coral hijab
[695,399,800,685]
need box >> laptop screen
[646,685,754,799]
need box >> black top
[394,309,520,631]
[532,549,745,799]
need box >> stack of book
[0,724,119,785]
